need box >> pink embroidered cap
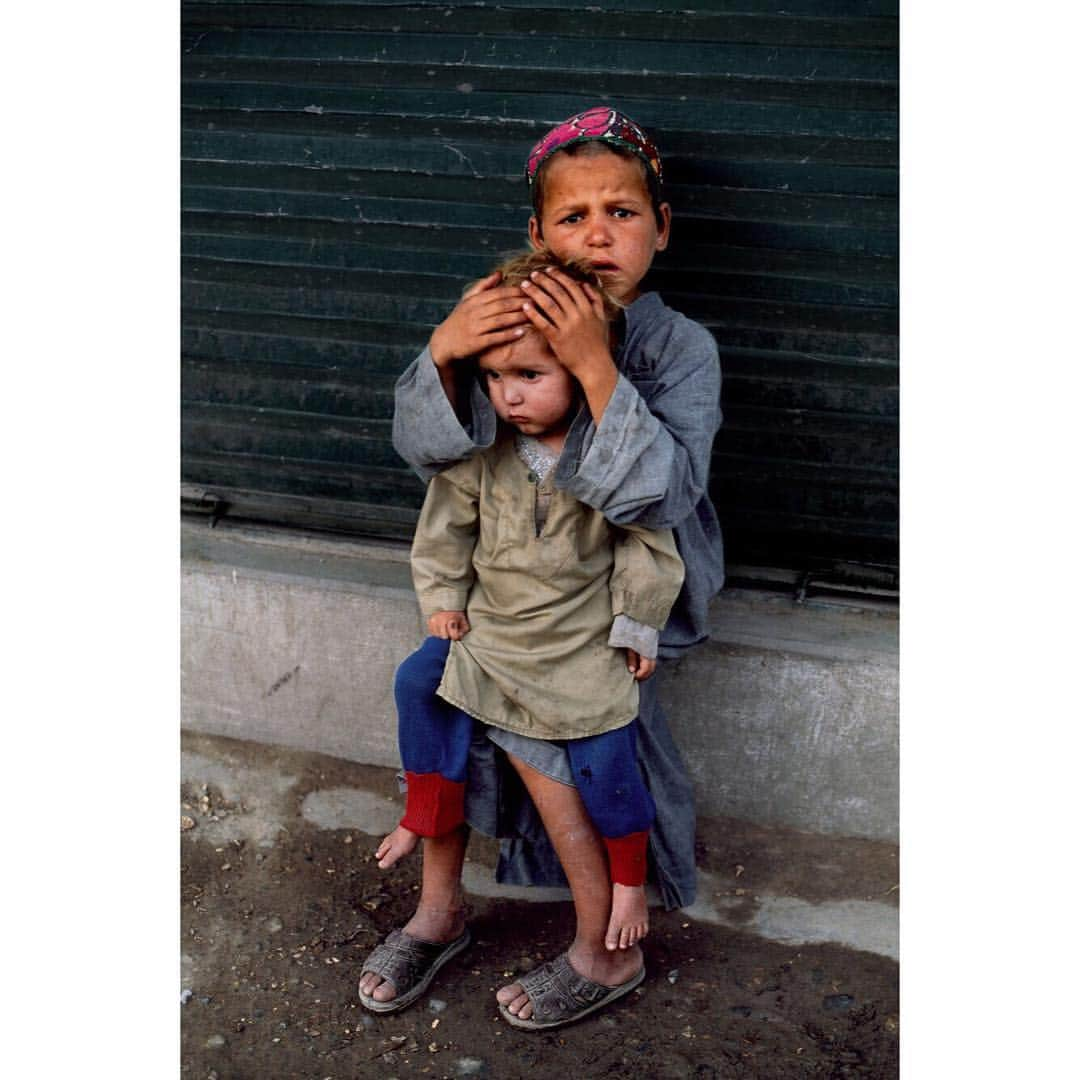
[525,106,663,189]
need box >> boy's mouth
[590,260,619,272]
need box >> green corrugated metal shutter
[181,1,898,592]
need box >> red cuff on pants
[604,830,650,887]
[400,771,466,837]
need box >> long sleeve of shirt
[554,302,721,532]
[409,458,481,621]
[609,525,685,633]
[392,347,496,482]
[606,524,685,660]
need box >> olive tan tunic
[411,433,685,741]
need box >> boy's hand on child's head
[428,610,471,640]
[626,650,656,682]
[520,268,612,376]
[429,271,530,369]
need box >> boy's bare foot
[605,883,649,950]
[375,825,419,869]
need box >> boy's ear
[528,216,544,250]
[655,202,672,252]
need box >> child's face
[528,148,671,304]
[477,331,577,439]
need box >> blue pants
[395,636,656,841]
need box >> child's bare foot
[605,883,649,950]
[375,825,419,869]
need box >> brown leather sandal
[358,927,471,1013]
[497,952,645,1030]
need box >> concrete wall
[181,521,898,842]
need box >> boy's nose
[585,219,612,246]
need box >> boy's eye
[484,370,500,381]
[559,212,583,225]
[611,207,635,219]
[521,370,540,381]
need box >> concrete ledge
[181,520,898,842]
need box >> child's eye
[521,370,540,381]
[484,370,500,381]
[611,207,635,219]
[559,212,583,225]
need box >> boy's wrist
[428,332,450,368]
[573,351,619,421]
[428,326,461,369]
[568,344,615,383]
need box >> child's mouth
[591,261,619,272]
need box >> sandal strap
[360,929,451,993]
[516,953,617,1023]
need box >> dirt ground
[181,733,898,1079]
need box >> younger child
[370,252,685,972]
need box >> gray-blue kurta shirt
[392,291,724,908]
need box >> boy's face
[477,331,577,440]
[528,148,671,304]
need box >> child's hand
[626,650,655,681]
[428,272,530,369]
[519,267,612,377]
[428,610,471,640]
